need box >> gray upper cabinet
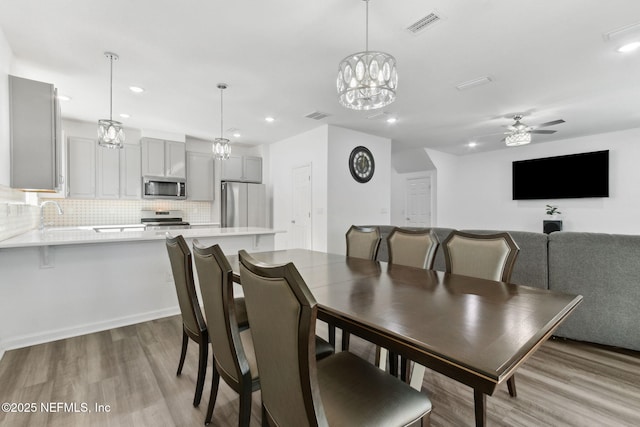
[9,75,61,191]
[67,137,96,198]
[141,138,186,179]
[187,151,214,201]
[120,144,141,199]
[221,155,262,183]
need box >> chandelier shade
[337,0,397,110]
[98,52,125,149]
[213,83,231,160]
[505,131,532,146]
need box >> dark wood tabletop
[226,249,583,426]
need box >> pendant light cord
[109,55,113,121]
[220,87,224,138]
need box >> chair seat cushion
[314,336,335,360]
[317,352,431,427]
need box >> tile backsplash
[39,198,215,227]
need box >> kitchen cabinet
[221,155,262,183]
[120,144,141,199]
[67,137,96,198]
[9,75,62,192]
[141,138,186,179]
[96,146,120,199]
[187,151,214,201]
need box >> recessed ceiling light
[386,117,398,124]
[129,86,145,93]
[265,116,275,123]
[233,132,241,138]
[467,141,478,148]
[57,95,71,101]
[119,113,130,118]
[617,41,640,52]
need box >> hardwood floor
[1,315,638,426]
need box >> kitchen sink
[93,225,146,233]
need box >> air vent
[456,76,493,91]
[406,12,442,35]
[305,111,330,120]
[602,21,640,41]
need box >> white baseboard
[0,306,181,363]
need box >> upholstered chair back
[443,230,519,282]
[387,227,439,269]
[346,225,381,260]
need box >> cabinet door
[166,141,186,178]
[120,144,141,199]
[141,138,165,177]
[187,152,214,201]
[220,155,244,181]
[243,156,263,183]
[97,146,120,199]
[9,75,58,191]
[67,137,96,198]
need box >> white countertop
[0,226,283,249]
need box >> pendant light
[213,83,231,160]
[98,52,125,148]
[337,0,397,110]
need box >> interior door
[291,164,312,249]
[405,176,431,227]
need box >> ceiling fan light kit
[503,114,565,147]
[337,0,398,111]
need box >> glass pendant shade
[213,83,231,160]
[505,131,532,146]
[98,52,124,149]
[337,0,397,110]
[337,51,397,110]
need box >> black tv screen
[512,150,609,200]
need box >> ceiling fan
[503,115,565,146]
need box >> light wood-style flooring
[1,315,638,426]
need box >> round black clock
[349,146,375,183]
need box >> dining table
[225,249,583,427]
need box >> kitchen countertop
[0,226,283,249]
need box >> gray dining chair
[442,230,520,397]
[331,225,382,350]
[380,227,440,387]
[165,234,209,407]
[238,250,432,427]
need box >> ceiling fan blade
[535,119,565,128]
[530,129,557,134]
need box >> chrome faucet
[39,201,64,231]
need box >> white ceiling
[1,0,640,155]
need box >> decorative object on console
[337,0,397,111]
[97,52,125,149]
[213,83,231,160]
[544,204,562,234]
[545,204,561,217]
[348,146,375,183]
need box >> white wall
[268,125,328,250]
[0,27,14,186]
[327,126,391,254]
[429,127,640,234]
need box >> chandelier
[213,83,231,160]
[98,52,125,148]
[337,0,397,110]
[505,131,532,147]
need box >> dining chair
[441,230,520,397]
[238,250,432,427]
[192,240,259,426]
[332,225,382,350]
[379,228,439,384]
[192,242,334,426]
[165,233,209,407]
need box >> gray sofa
[364,225,639,352]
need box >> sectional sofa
[367,225,639,353]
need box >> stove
[140,210,190,229]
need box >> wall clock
[349,146,375,183]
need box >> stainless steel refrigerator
[221,181,267,227]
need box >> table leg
[473,389,486,427]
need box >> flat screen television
[512,150,609,200]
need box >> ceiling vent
[406,12,442,35]
[602,21,640,41]
[456,76,493,91]
[305,111,330,120]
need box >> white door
[291,164,312,249]
[405,177,431,227]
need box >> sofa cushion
[548,232,640,351]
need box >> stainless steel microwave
[142,176,186,199]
